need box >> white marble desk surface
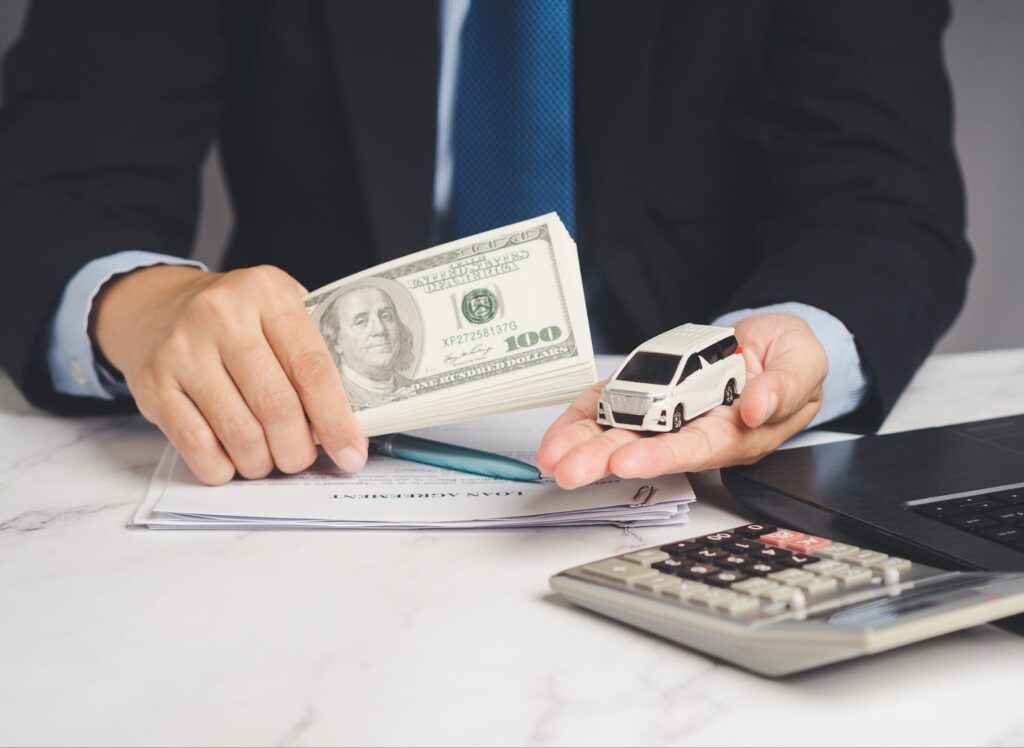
[2,351,1024,747]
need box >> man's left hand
[536,313,828,488]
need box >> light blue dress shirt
[49,0,868,428]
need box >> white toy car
[596,324,746,432]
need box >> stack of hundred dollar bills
[304,213,597,436]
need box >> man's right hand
[93,264,366,485]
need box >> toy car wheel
[723,380,736,406]
[671,405,684,432]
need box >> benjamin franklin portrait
[317,283,417,408]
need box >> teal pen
[368,433,542,482]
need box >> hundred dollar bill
[304,213,595,436]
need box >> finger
[609,426,721,478]
[147,386,236,486]
[262,306,367,473]
[553,426,644,489]
[221,336,319,475]
[739,338,826,429]
[536,416,605,477]
[611,399,820,478]
[181,359,276,480]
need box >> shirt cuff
[712,302,871,428]
[47,251,207,400]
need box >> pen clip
[630,484,656,508]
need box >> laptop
[720,413,1024,572]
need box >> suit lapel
[321,1,440,261]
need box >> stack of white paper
[132,405,695,530]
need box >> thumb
[738,347,826,429]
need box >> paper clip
[630,485,656,507]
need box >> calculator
[550,524,1024,676]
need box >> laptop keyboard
[911,488,1024,551]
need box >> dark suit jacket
[0,0,971,429]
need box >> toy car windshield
[615,352,681,385]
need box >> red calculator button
[783,535,832,553]
[760,529,805,547]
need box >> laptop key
[944,514,1002,532]
[983,507,1024,524]
[914,502,968,520]
[976,525,1024,545]
[995,489,1024,505]
[958,499,1006,512]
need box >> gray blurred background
[0,0,1021,354]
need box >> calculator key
[774,552,817,569]
[752,546,789,562]
[635,573,684,594]
[847,549,889,567]
[995,488,1024,505]
[716,554,751,569]
[686,586,741,608]
[731,577,780,595]
[688,547,729,563]
[662,580,713,602]
[977,525,1024,545]
[788,574,839,600]
[824,565,874,589]
[756,585,802,604]
[706,570,749,588]
[652,557,688,575]
[804,559,847,574]
[661,540,703,556]
[783,535,832,553]
[814,542,861,560]
[725,539,764,554]
[581,559,660,584]
[768,568,815,586]
[677,563,720,581]
[735,523,776,538]
[742,561,782,576]
[623,549,670,566]
[944,514,1002,532]
[983,507,1024,524]
[701,531,736,545]
[914,502,968,520]
[868,556,912,574]
[712,593,761,619]
[760,529,805,547]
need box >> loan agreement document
[132,405,695,530]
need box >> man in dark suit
[0,1,971,487]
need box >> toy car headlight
[651,395,666,402]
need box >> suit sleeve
[0,0,226,414]
[720,0,971,430]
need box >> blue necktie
[450,0,576,239]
